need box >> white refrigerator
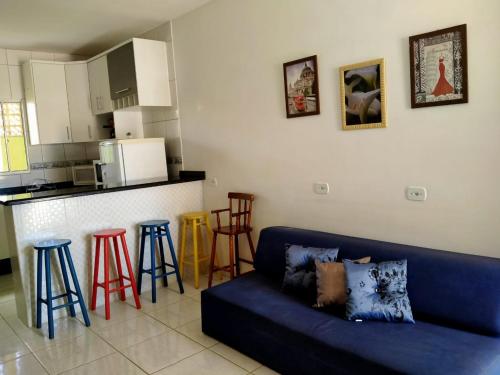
[98,138,168,185]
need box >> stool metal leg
[44,250,54,339]
[112,236,126,301]
[157,227,168,287]
[63,246,90,327]
[119,233,141,309]
[149,229,157,303]
[137,228,146,295]
[104,238,111,320]
[36,250,43,329]
[57,247,76,317]
[91,238,101,311]
[165,224,184,294]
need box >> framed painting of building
[283,55,320,118]
[339,58,387,130]
[409,24,468,108]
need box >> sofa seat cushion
[202,273,500,375]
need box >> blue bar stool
[137,220,184,303]
[34,239,91,339]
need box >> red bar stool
[90,228,141,320]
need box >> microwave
[71,165,96,185]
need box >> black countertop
[0,171,205,206]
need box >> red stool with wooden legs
[208,192,256,287]
[90,228,141,320]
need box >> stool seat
[182,211,207,220]
[140,220,170,227]
[93,228,126,238]
[34,239,71,250]
[213,225,253,235]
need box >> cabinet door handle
[88,125,92,139]
[66,126,70,140]
[115,88,130,94]
[96,96,101,111]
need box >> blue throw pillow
[282,244,339,299]
[344,259,415,323]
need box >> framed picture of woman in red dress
[409,24,468,108]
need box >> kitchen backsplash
[0,143,99,188]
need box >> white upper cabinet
[107,38,171,110]
[22,61,72,145]
[20,38,171,144]
[65,62,104,142]
[87,56,113,115]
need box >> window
[0,102,29,173]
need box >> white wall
[172,0,500,258]
[0,48,98,188]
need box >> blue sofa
[201,226,500,375]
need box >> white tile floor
[0,273,280,375]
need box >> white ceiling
[0,0,210,56]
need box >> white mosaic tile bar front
[10,181,203,326]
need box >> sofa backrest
[254,226,500,337]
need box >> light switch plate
[406,186,427,201]
[314,182,330,195]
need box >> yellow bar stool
[179,211,220,288]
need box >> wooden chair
[208,192,256,287]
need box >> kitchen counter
[3,171,205,327]
[0,171,205,206]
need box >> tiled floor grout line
[148,347,205,374]
[80,294,202,374]
[0,275,264,375]
[0,304,50,374]
[56,351,119,375]
[205,347,261,374]
[57,336,147,375]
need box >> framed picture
[409,24,468,108]
[283,55,320,118]
[339,58,386,130]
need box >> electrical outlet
[406,186,427,201]
[314,182,330,195]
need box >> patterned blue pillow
[344,259,415,323]
[282,244,339,299]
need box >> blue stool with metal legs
[34,239,90,339]
[137,220,184,303]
